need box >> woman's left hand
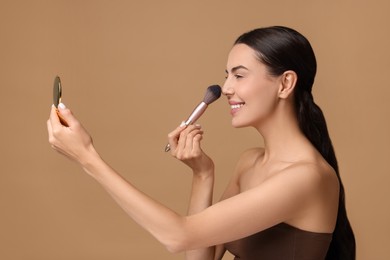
[47,103,95,165]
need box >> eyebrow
[225,65,249,74]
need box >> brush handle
[164,102,208,152]
[184,102,208,125]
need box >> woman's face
[223,43,282,129]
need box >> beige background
[1,0,389,259]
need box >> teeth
[231,103,244,109]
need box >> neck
[255,100,313,163]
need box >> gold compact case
[53,76,62,108]
[53,76,68,126]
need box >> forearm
[187,170,214,214]
[186,169,215,259]
[80,149,186,252]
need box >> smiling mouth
[230,103,245,109]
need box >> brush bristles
[203,85,222,105]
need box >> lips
[229,101,245,115]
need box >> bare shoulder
[281,159,339,191]
[266,158,340,205]
[273,159,340,231]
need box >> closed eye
[224,73,244,80]
[225,65,248,79]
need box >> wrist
[192,166,214,180]
[79,145,103,176]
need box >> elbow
[165,244,182,254]
[154,217,194,253]
[163,237,188,254]
[158,229,190,253]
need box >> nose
[222,80,234,97]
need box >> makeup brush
[165,85,222,152]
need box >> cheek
[249,79,277,101]
[249,83,279,116]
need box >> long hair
[235,26,355,259]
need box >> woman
[47,26,355,259]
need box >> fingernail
[58,103,66,110]
[179,121,186,127]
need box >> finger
[56,103,76,127]
[183,126,202,151]
[188,128,203,153]
[47,118,54,144]
[192,133,203,152]
[177,124,195,151]
[167,121,187,152]
[49,105,61,127]
[179,125,203,156]
[176,127,188,153]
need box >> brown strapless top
[224,223,332,260]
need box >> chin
[231,118,250,128]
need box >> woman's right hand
[167,122,214,175]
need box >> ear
[278,70,297,99]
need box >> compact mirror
[52,76,68,126]
[53,76,62,108]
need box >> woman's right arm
[185,170,216,259]
[167,123,217,259]
[183,167,239,260]
[167,124,243,260]
[185,171,240,260]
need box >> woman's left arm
[48,104,191,252]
